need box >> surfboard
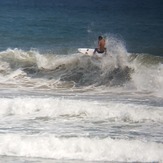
[78,48,94,56]
[78,48,105,58]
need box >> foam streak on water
[0,94,162,163]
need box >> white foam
[105,36,129,68]
[0,47,163,95]
[35,51,80,70]
[0,97,162,123]
[0,133,162,162]
[0,48,36,67]
[131,58,163,95]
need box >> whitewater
[0,37,162,163]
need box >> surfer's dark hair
[98,36,103,40]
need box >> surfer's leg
[93,48,98,54]
[104,48,107,55]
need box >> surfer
[93,36,106,55]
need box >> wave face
[0,37,163,96]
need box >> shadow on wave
[60,66,133,87]
[23,56,133,87]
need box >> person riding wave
[93,36,106,55]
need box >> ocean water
[0,0,163,163]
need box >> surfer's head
[98,36,103,40]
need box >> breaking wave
[0,37,162,95]
[0,133,162,162]
[0,97,162,123]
